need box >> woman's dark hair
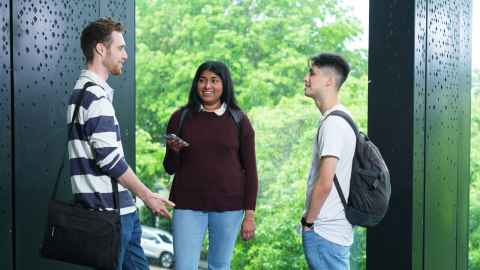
[186,61,240,111]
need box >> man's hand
[143,192,175,219]
[117,168,175,218]
[302,226,313,232]
[241,211,256,240]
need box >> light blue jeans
[302,230,350,270]
[172,209,244,270]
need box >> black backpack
[327,110,391,227]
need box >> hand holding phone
[165,133,189,152]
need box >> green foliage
[136,0,365,140]
[134,1,480,268]
[469,70,480,270]
[231,97,317,269]
[136,127,169,226]
[135,0,369,269]
[473,69,480,96]
[135,127,170,189]
[351,228,366,270]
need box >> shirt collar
[322,103,345,118]
[79,70,115,101]
[200,102,227,116]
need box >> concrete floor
[149,260,207,270]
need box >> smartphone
[164,133,190,147]
[164,133,178,141]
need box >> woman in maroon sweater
[163,61,258,270]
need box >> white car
[140,226,174,268]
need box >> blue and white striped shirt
[67,70,136,215]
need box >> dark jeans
[107,211,149,270]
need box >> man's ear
[94,43,105,57]
[325,73,336,88]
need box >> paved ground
[149,266,169,270]
[149,260,207,270]
[149,266,166,270]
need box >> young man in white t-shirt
[301,53,356,270]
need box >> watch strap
[301,217,314,228]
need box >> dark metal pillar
[368,1,471,269]
[0,1,13,269]
[12,1,99,269]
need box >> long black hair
[186,61,240,111]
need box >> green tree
[469,69,480,270]
[136,0,365,140]
[135,127,168,189]
[135,0,369,268]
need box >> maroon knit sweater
[163,108,258,211]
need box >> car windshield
[158,234,172,244]
[141,231,157,241]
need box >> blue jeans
[302,230,350,270]
[114,211,149,270]
[172,209,244,270]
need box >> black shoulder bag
[40,82,121,269]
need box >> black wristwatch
[301,217,314,229]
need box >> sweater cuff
[244,200,257,211]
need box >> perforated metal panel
[369,0,471,269]
[100,0,136,167]
[11,1,108,269]
[424,1,471,269]
[0,2,13,270]
[412,1,427,269]
[456,1,472,269]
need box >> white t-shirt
[304,104,356,246]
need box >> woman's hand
[241,210,256,240]
[166,135,188,153]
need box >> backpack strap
[52,81,119,212]
[176,107,190,136]
[228,108,243,129]
[228,108,243,144]
[324,110,358,210]
[327,110,359,135]
[51,81,96,201]
[228,108,244,168]
[333,175,348,208]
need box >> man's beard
[111,64,123,75]
[104,52,123,75]
[108,61,123,75]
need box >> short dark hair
[80,17,124,63]
[310,53,350,89]
[186,61,240,111]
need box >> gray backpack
[327,110,391,227]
